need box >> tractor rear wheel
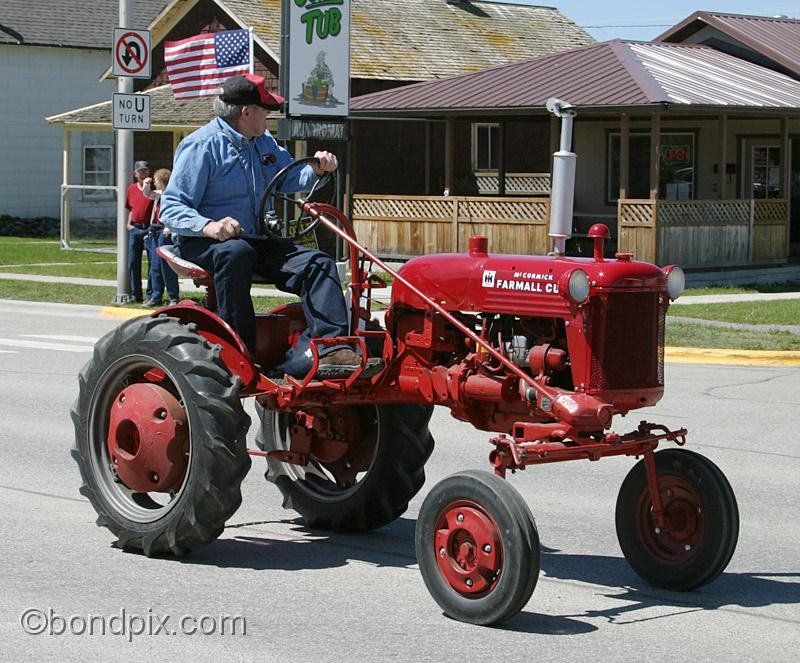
[616,448,739,590]
[255,402,434,531]
[415,470,540,625]
[71,316,251,555]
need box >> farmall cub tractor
[73,100,738,625]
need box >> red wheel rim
[106,382,189,493]
[433,500,503,596]
[635,475,704,565]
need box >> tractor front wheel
[616,448,739,590]
[415,470,540,625]
[71,316,251,555]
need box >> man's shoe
[318,348,359,367]
[141,299,161,308]
[315,348,383,379]
[168,299,179,305]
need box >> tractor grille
[590,292,665,391]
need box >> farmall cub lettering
[73,101,738,626]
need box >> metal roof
[350,40,800,114]
[655,12,800,78]
[0,0,166,48]
[224,0,594,81]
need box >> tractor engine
[386,229,685,437]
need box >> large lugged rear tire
[71,316,251,556]
[255,402,434,531]
[616,448,739,590]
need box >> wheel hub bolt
[439,547,446,557]
[684,544,692,551]
[654,527,661,534]
[465,578,473,587]
[456,513,464,523]
[158,409,167,420]
[483,544,492,553]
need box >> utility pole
[114,0,133,303]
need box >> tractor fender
[153,302,258,390]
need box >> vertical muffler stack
[546,98,577,256]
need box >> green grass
[666,321,800,351]
[0,261,120,279]
[0,237,116,265]
[669,299,800,325]
[683,281,800,297]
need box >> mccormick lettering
[513,272,554,281]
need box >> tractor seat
[157,244,270,286]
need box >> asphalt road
[0,299,798,662]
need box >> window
[608,132,695,202]
[83,145,114,200]
[472,123,499,171]
[751,146,781,199]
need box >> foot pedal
[314,358,384,380]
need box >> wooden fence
[618,199,788,266]
[351,194,550,258]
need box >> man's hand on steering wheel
[311,150,338,176]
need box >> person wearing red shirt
[125,160,155,302]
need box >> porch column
[619,113,629,200]
[424,122,431,195]
[781,116,791,252]
[649,111,661,200]
[497,120,506,196]
[718,114,728,199]
[61,128,71,248]
[444,116,454,195]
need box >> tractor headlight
[565,268,590,304]
[663,265,685,300]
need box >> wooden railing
[352,194,550,258]
[618,199,788,266]
[453,172,551,196]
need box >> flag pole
[248,26,254,74]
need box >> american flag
[164,29,251,99]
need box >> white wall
[0,44,114,219]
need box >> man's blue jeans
[175,236,349,368]
[128,226,149,301]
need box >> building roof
[0,0,167,49]
[115,0,593,83]
[350,40,800,115]
[655,11,800,79]
[220,0,593,81]
[46,84,251,127]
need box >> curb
[665,346,800,367]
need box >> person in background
[125,160,155,302]
[160,74,365,378]
[142,168,180,307]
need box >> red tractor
[72,102,738,626]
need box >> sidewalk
[1,271,798,366]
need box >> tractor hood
[391,245,668,316]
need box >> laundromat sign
[288,0,350,118]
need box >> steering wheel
[257,156,337,240]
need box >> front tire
[255,402,434,531]
[415,470,540,625]
[71,316,251,555]
[616,448,739,590]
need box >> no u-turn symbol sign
[113,28,151,78]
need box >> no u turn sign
[113,28,151,78]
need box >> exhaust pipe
[546,98,577,256]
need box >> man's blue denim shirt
[160,117,316,236]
